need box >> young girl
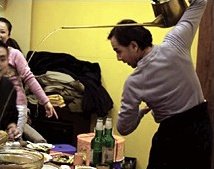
[0,17,58,141]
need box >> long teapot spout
[142,14,166,28]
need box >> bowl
[0,146,44,169]
[0,130,8,146]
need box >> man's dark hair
[0,17,12,35]
[108,19,153,50]
[0,40,9,54]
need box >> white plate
[75,166,96,169]
[42,152,53,163]
[27,142,54,149]
[5,141,20,147]
[42,164,58,169]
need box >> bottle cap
[105,118,112,129]
[96,119,103,130]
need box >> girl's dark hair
[6,38,22,52]
[0,17,12,36]
[108,19,153,50]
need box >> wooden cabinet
[29,104,91,147]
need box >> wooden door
[196,0,214,168]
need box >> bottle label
[102,147,114,163]
[90,149,94,164]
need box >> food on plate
[52,154,74,165]
[42,152,53,163]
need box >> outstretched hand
[44,102,58,119]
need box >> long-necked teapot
[143,0,188,28]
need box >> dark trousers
[147,102,212,169]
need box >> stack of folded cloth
[48,94,66,108]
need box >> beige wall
[1,0,32,55]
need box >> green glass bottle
[90,118,104,167]
[102,117,115,168]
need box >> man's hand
[142,106,151,114]
[139,105,151,118]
